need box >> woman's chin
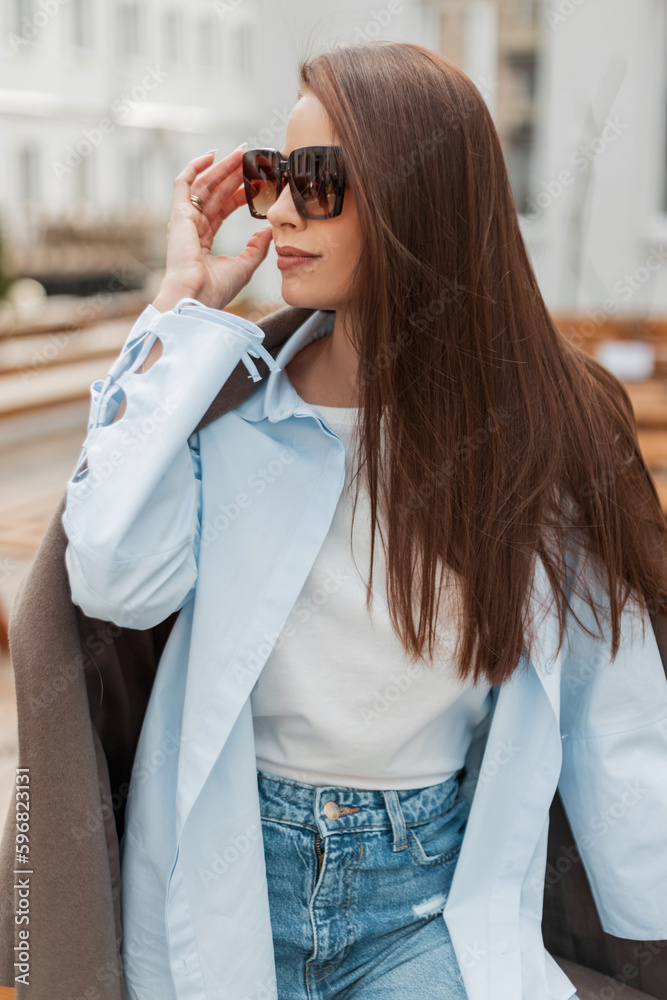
[278,284,328,310]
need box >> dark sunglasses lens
[291,147,342,217]
[242,150,279,216]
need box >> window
[429,0,543,216]
[71,0,92,50]
[125,149,145,207]
[12,0,34,39]
[197,15,221,74]
[18,145,40,205]
[518,0,537,25]
[163,8,183,66]
[117,1,142,60]
[230,18,253,80]
[72,155,92,206]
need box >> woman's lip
[277,255,321,270]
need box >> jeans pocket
[406,797,469,866]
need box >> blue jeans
[257,766,472,999]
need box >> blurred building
[0,0,666,314]
[424,0,667,317]
[0,0,262,297]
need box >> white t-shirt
[250,403,493,789]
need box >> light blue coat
[61,298,667,1000]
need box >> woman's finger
[172,151,219,214]
[213,226,273,301]
[188,146,247,213]
[191,145,247,197]
[192,164,245,225]
[161,153,218,276]
[234,226,273,270]
[209,185,248,233]
[206,173,247,225]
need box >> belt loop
[381,790,407,851]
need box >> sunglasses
[242,145,346,220]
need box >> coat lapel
[193,304,316,433]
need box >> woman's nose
[266,181,304,227]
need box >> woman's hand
[152,145,273,312]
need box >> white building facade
[0,0,666,313]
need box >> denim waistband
[256,767,465,850]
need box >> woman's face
[265,91,362,311]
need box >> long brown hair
[296,40,667,685]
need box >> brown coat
[0,303,665,1000]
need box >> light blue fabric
[61,298,667,1000]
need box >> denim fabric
[257,767,473,999]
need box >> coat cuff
[85,298,279,434]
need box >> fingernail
[235,141,248,152]
[203,149,217,157]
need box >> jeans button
[323,800,340,820]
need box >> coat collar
[194,304,323,433]
[233,308,337,423]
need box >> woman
[61,41,667,1000]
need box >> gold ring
[190,194,205,213]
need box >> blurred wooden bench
[0,493,66,651]
[553,316,667,514]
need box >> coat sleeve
[558,546,667,939]
[61,297,279,631]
